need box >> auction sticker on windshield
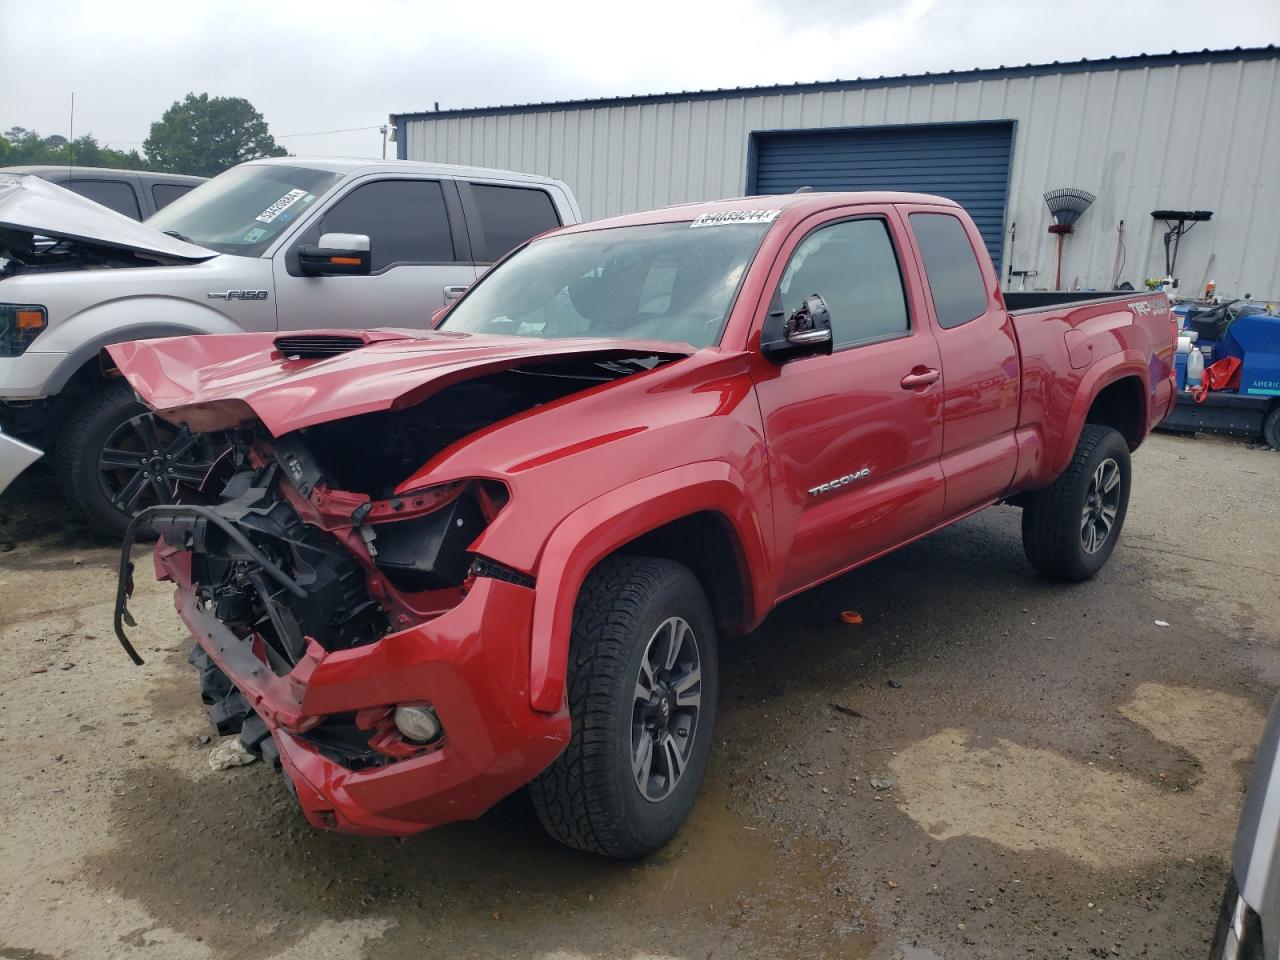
[690,209,780,228]
[255,189,308,224]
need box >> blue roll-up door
[750,121,1014,270]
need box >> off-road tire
[1263,405,1280,451]
[54,380,154,537]
[1021,424,1132,581]
[529,555,718,859]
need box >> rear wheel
[1021,424,1131,581]
[1263,405,1280,451]
[54,380,219,537]
[529,555,718,859]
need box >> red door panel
[754,336,945,596]
[903,207,1021,515]
[747,207,945,597]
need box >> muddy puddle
[88,755,877,960]
[888,682,1266,868]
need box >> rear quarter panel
[1009,292,1176,490]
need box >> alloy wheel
[97,413,215,514]
[1080,457,1121,554]
[632,616,702,802]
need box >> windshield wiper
[163,229,195,243]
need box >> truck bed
[1004,289,1178,491]
[1004,290,1149,314]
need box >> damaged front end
[111,427,564,833]
[1,174,215,277]
[108,332,687,834]
[114,428,518,748]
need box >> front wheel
[1021,424,1132,581]
[54,380,220,537]
[529,555,719,859]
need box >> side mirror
[761,294,834,362]
[298,233,371,276]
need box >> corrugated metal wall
[403,55,1280,297]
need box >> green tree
[1,128,146,170]
[143,93,287,176]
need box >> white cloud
[2,0,1277,159]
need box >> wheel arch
[526,461,771,713]
[1084,375,1146,448]
[1050,358,1150,476]
[42,302,244,396]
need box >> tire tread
[53,380,146,536]
[529,555,704,859]
[1021,424,1128,581]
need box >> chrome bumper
[0,429,42,495]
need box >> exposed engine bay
[150,464,389,672]
[112,350,676,674]
[0,226,182,277]
[113,444,499,675]
[294,356,665,496]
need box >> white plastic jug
[1187,346,1205,387]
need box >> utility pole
[379,124,388,160]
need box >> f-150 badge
[207,290,269,300]
[808,468,870,497]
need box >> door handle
[900,367,941,389]
[443,285,469,302]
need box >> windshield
[439,220,770,348]
[145,164,343,257]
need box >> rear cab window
[151,182,196,210]
[467,183,562,262]
[909,212,988,329]
[65,179,141,220]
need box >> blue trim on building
[390,46,1276,124]
[395,117,407,160]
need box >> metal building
[393,47,1280,297]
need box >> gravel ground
[1,431,1276,960]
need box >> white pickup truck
[0,158,580,531]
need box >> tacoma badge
[808,468,871,497]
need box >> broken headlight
[368,480,509,593]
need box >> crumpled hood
[0,173,215,261]
[108,329,693,435]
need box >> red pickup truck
[109,192,1176,858]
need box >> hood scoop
[274,334,368,359]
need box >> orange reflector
[329,256,361,265]
[16,310,44,330]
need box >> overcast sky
[3,0,1278,159]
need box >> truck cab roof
[241,156,575,189]
[558,191,963,235]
